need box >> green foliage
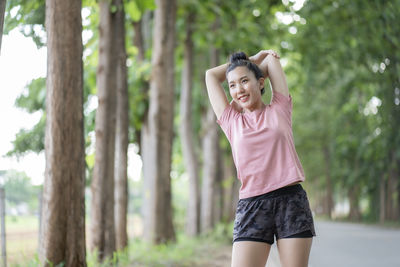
[86,222,233,267]
[7,115,45,157]
[5,0,400,227]
[6,77,46,156]
[1,170,41,212]
[125,1,143,22]
[289,0,400,219]
[2,170,32,204]
[125,0,156,22]
[15,78,46,112]
[128,177,143,214]
[11,255,66,267]
[10,253,41,267]
[4,0,46,47]
[127,59,151,142]
[171,165,189,233]
[11,224,234,267]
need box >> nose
[237,83,245,93]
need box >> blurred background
[0,0,399,266]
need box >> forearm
[205,63,229,84]
[249,50,280,78]
[262,55,288,95]
[205,63,230,118]
[257,54,275,78]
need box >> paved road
[310,220,400,267]
[266,220,400,267]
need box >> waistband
[240,184,303,202]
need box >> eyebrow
[229,75,248,84]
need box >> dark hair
[226,51,265,95]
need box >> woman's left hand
[249,50,280,65]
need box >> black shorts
[233,184,316,245]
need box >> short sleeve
[216,104,237,141]
[271,89,293,124]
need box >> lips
[238,95,249,103]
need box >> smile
[238,95,249,102]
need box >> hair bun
[229,51,248,63]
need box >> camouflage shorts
[233,184,316,244]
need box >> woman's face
[227,66,264,112]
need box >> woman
[205,50,316,267]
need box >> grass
[4,215,39,266]
[4,214,234,267]
[6,215,38,232]
[5,213,400,266]
[86,222,234,267]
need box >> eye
[242,79,248,83]
[229,83,235,89]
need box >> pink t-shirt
[217,90,305,199]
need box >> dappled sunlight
[363,96,382,116]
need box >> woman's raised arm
[205,63,230,119]
[251,50,289,98]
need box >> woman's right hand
[249,50,280,65]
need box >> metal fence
[0,188,40,267]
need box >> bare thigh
[277,237,313,267]
[231,241,271,267]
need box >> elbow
[205,69,214,82]
[266,54,282,66]
[205,69,225,83]
[205,69,212,78]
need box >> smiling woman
[205,50,315,267]
[226,52,265,113]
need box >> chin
[241,102,252,108]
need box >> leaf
[15,77,46,113]
[125,1,141,22]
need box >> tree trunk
[133,16,150,156]
[231,170,241,221]
[222,157,231,222]
[140,10,153,57]
[201,46,220,233]
[133,19,145,62]
[397,158,400,222]
[40,0,86,265]
[0,0,6,55]
[386,169,394,220]
[379,173,386,224]
[213,140,224,225]
[229,157,240,222]
[180,12,200,236]
[348,185,361,221]
[386,151,399,221]
[222,153,240,222]
[114,0,129,251]
[323,145,334,218]
[133,16,151,224]
[142,0,176,244]
[201,107,218,232]
[397,179,400,222]
[90,0,118,260]
[390,176,399,220]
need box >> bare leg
[277,238,313,267]
[231,241,271,267]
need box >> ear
[258,77,265,89]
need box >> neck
[243,101,265,113]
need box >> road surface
[266,220,400,267]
